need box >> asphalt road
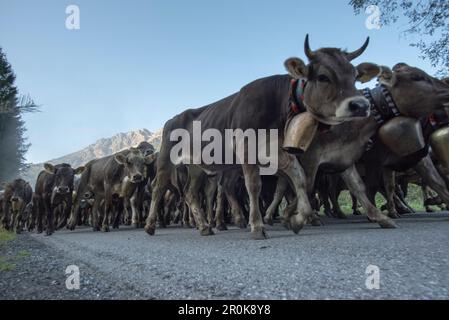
[2,212,449,299]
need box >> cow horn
[304,34,315,60]
[346,37,370,61]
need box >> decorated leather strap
[289,78,306,114]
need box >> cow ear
[145,153,158,165]
[44,163,56,174]
[284,57,308,79]
[114,154,127,165]
[74,166,85,175]
[355,63,382,83]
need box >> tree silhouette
[0,47,38,185]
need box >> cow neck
[363,85,400,124]
[289,78,332,131]
[362,84,401,152]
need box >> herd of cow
[1,36,449,240]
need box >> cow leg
[35,197,44,233]
[351,193,362,215]
[318,184,333,218]
[215,184,227,231]
[329,182,346,219]
[101,193,113,232]
[341,165,397,228]
[277,153,315,233]
[91,196,102,231]
[57,201,70,229]
[382,168,400,219]
[44,197,54,236]
[241,164,267,239]
[1,201,10,230]
[421,185,434,212]
[224,188,247,229]
[130,193,143,228]
[204,177,218,228]
[145,168,171,235]
[414,155,449,208]
[184,167,213,236]
[393,192,414,214]
[264,177,288,225]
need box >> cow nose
[133,174,143,181]
[57,186,70,194]
[11,197,19,202]
[349,99,370,116]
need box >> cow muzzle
[57,186,70,194]
[335,97,371,119]
[132,174,143,183]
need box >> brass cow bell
[430,126,449,169]
[283,112,318,154]
[378,116,425,157]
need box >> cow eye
[317,74,331,83]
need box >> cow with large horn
[145,35,381,239]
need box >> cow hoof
[200,227,214,236]
[310,217,324,227]
[379,218,398,229]
[216,224,228,231]
[235,219,247,229]
[209,221,216,228]
[333,211,346,219]
[251,228,268,240]
[290,217,305,234]
[45,230,53,236]
[37,228,43,234]
[101,226,110,232]
[388,212,401,219]
[145,225,156,236]
[264,216,274,226]
[353,210,362,216]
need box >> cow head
[379,63,449,118]
[7,179,30,213]
[114,148,156,184]
[137,141,155,156]
[285,35,380,124]
[44,163,85,195]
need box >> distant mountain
[21,128,162,185]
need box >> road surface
[1,212,449,299]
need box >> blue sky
[0,0,438,163]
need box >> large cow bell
[283,112,318,154]
[430,125,449,169]
[378,116,425,157]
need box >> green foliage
[349,0,449,76]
